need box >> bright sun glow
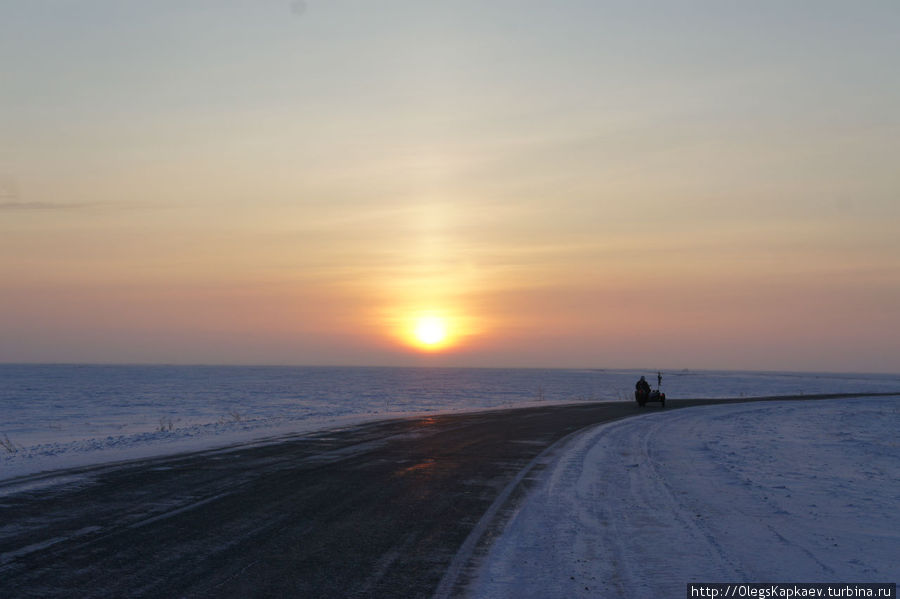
[388,305,477,353]
[414,316,447,347]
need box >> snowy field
[2,365,900,482]
[468,397,900,598]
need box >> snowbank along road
[467,397,899,598]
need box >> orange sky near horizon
[2,2,899,371]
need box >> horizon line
[1,361,896,377]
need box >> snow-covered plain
[2,365,900,482]
[468,397,900,598]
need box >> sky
[1,1,898,371]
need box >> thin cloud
[0,199,165,212]
[0,201,96,211]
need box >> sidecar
[635,388,665,408]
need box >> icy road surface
[468,397,900,598]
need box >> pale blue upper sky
[2,1,898,370]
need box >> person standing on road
[636,376,651,397]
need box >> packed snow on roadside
[468,397,900,598]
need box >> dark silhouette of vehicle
[635,372,665,408]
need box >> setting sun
[385,305,480,354]
[414,316,447,348]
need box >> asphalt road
[0,394,890,598]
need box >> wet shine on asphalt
[0,395,877,598]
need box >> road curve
[0,394,892,598]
